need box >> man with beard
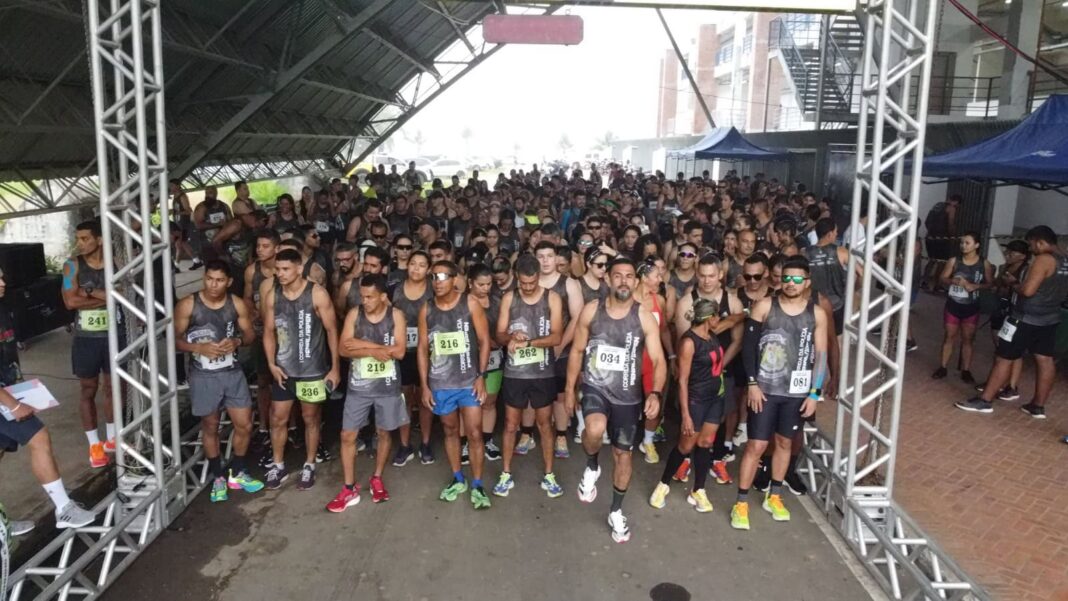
[193,185,231,262]
[565,258,665,543]
[244,229,280,459]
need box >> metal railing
[912,75,1001,118]
[1028,67,1068,113]
[769,15,857,116]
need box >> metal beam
[170,0,393,179]
[656,8,715,130]
[434,1,476,55]
[363,26,443,80]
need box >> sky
[382,6,707,163]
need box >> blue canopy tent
[665,127,789,180]
[919,94,1068,189]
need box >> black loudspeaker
[0,243,47,289]
[9,275,72,341]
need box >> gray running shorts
[343,391,409,433]
[190,369,252,417]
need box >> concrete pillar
[693,24,719,134]
[657,50,679,137]
[936,0,979,112]
[997,0,1042,119]
[748,13,774,132]
[990,185,1019,237]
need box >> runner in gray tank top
[262,248,340,492]
[242,229,280,461]
[934,232,993,384]
[391,251,435,466]
[735,255,828,531]
[328,274,407,511]
[566,257,665,544]
[174,260,263,503]
[958,226,1068,417]
[467,264,504,463]
[804,218,850,335]
[61,220,121,469]
[418,260,492,509]
[579,246,609,305]
[492,254,565,499]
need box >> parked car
[429,159,466,180]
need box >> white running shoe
[577,466,601,503]
[607,509,631,543]
[55,502,96,529]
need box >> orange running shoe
[672,457,691,482]
[89,443,109,468]
[103,439,116,453]
[710,460,732,485]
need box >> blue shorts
[432,387,479,416]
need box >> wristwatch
[649,390,664,400]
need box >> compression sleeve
[742,318,762,383]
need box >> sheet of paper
[1,379,59,420]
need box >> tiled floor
[892,293,1068,601]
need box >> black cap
[1004,240,1029,254]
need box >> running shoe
[607,510,630,543]
[721,445,736,463]
[785,470,808,496]
[227,469,265,493]
[296,464,316,491]
[265,464,288,490]
[649,482,670,509]
[554,436,570,459]
[653,425,667,443]
[55,502,96,529]
[732,428,748,447]
[573,428,584,444]
[316,443,335,463]
[1020,402,1047,419]
[730,502,750,530]
[577,466,601,503]
[326,486,360,513]
[190,258,204,270]
[369,476,389,503]
[961,370,976,385]
[688,489,713,513]
[639,441,660,464]
[287,427,303,450]
[493,472,515,497]
[931,366,948,379]
[955,397,993,414]
[251,430,270,452]
[257,449,274,470]
[210,477,228,503]
[440,479,468,502]
[485,439,502,462]
[9,520,35,536]
[541,473,563,498]
[711,460,733,485]
[753,462,771,492]
[461,441,470,466]
[762,492,791,521]
[419,444,435,465]
[103,439,116,453]
[997,386,1021,402]
[672,457,691,482]
[514,434,535,455]
[470,486,491,510]
[356,438,367,453]
[392,445,416,467]
[905,339,918,353]
[89,443,109,468]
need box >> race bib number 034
[295,379,327,403]
[593,345,626,372]
[433,332,467,356]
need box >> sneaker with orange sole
[89,443,109,468]
[710,460,732,484]
[672,457,690,482]
[103,439,116,453]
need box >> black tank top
[347,308,400,397]
[1016,254,1068,326]
[393,281,432,351]
[425,294,481,389]
[946,256,985,306]
[73,256,112,338]
[668,271,693,299]
[582,300,644,406]
[187,293,239,373]
[756,296,817,398]
[273,282,328,379]
[251,262,271,333]
[544,274,571,325]
[225,225,254,269]
[274,213,301,231]
[684,329,725,401]
[805,244,847,311]
[579,276,607,305]
[503,290,555,379]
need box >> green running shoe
[471,486,491,510]
[730,501,750,530]
[439,478,468,502]
[227,469,265,493]
[762,492,791,522]
[210,477,228,503]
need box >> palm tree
[411,130,427,155]
[461,127,473,156]
[557,134,573,157]
[512,142,521,165]
[595,130,617,152]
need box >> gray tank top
[582,300,644,406]
[425,294,481,389]
[273,282,328,379]
[477,294,502,372]
[725,257,743,290]
[202,202,229,240]
[579,276,607,305]
[668,271,693,299]
[946,256,985,305]
[544,274,571,325]
[756,297,817,399]
[503,290,555,379]
[251,262,271,334]
[393,281,433,352]
[344,278,362,314]
[806,244,847,311]
[74,256,112,338]
[226,226,254,269]
[1016,254,1068,326]
[347,308,400,397]
[274,213,301,231]
[187,293,239,373]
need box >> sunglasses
[578,239,593,247]
[678,251,696,259]
[395,244,413,251]
[781,275,807,284]
[432,272,455,281]
[743,273,764,281]
[591,262,608,269]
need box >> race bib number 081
[789,370,812,395]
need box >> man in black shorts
[492,254,564,499]
[565,257,665,543]
[734,255,828,531]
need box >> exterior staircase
[770,14,863,125]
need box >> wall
[1013,186,1068,234]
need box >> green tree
[595,131,617,152]
[557,134,573,157]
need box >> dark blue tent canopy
[920,95,1068,186]
[666,127,789,161]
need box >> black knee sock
[229,455,247,475]
[711,423,728,460]
[521,426,534,438]
[611,486,626,512]
[556,429,567,440]
[483,430,494,444]
[692,446,712,491]
[661,447,687,485]
[586,451,599,471]
[461,436,468,447]
[208,457,223,479]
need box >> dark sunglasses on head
[742,273,764,281]
[781,275,806,284]
[432,272,455,281]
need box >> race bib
[998,319,1017,342]
[433,332,467,356]
[405,327,419,349]
[487,349,503,371]
[593,345,626,372]
[948,284,969,300]
[789,370,812,395]
[357,357,395,379]
[295,379,327,403]
[315,221,331,233]
[79,309,109,332]
[512,345,545,366]
[208,213,224,225]
[196,353,234,371]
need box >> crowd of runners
[1,161,1065,543]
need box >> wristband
[667,354,677,360]
[648,391,663,400]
